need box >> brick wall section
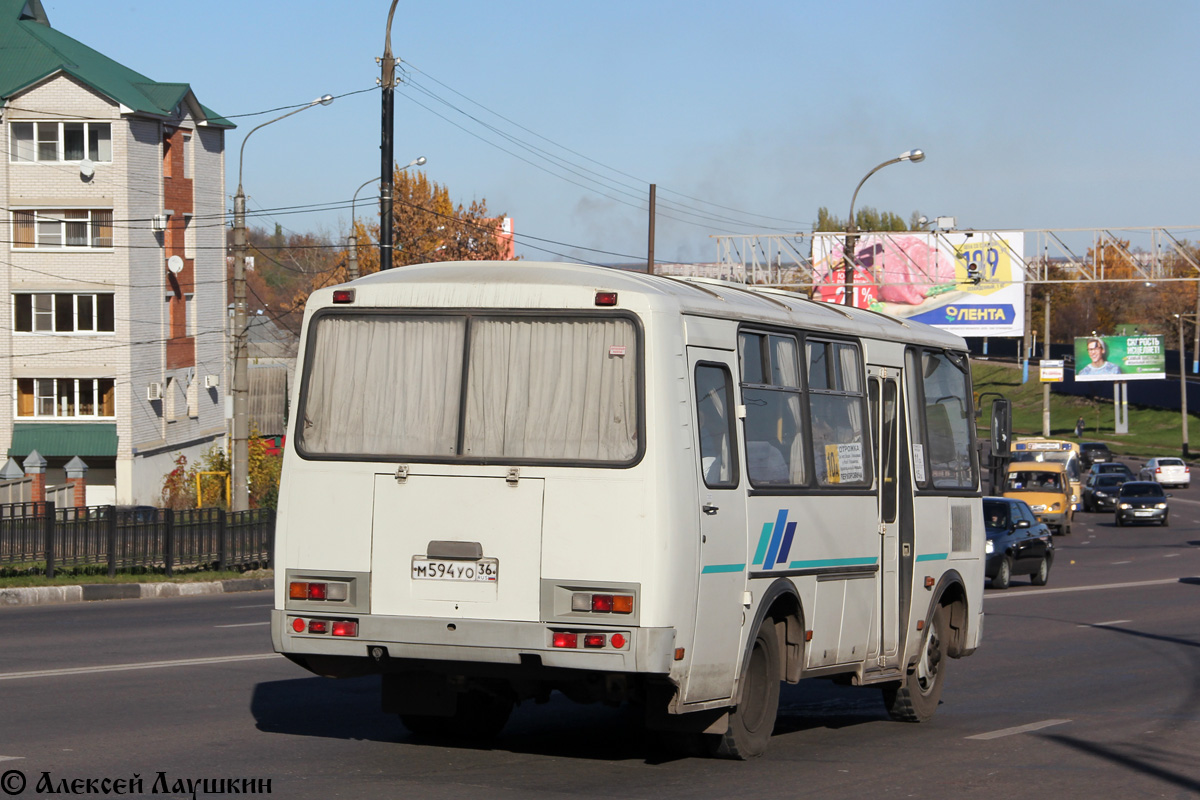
[163,127,194,370]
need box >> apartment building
[0,0,232,504]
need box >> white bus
[271,261,984,759]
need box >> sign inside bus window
[609,345,626,356]
[912,444,927,483]
[823,443,865,483]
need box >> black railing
[0,502,274,578]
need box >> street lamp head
[900,149,925,163]
[415,156,427,167]
[317,94,335,106]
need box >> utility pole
[231,189,249,512]
[347,234,359,282]
[647,184,656,274]
[1042,297,1051,437]
[379,0,400,271]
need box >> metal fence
[0,502,274,578]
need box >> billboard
[810,231,1025,337]
[1073,335,1165,382]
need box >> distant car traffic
[1115,481,1170,527]
[1082,473,1128,512]
[984,496,1054,589]
[1087,461,1135,482]
[1080,442,1114,469]
[1138,457,1190,488]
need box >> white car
[1139,457,1191,488]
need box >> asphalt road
[2,458,1198,799]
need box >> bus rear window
[299,313,640,464]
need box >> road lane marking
[213,622,270,628]
[0,756,23,762]
[1077,619,1131,628]
[1166,553,1180,558]
[232,604,272,609]
[0,653,280,681]
[966,719,1071,740]
[1112,561,1132,565]
[985,577,1195,599]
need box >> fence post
[106,505,118,578]
[164,507,174,577]
[217,508,228,572]
[43,500,56,578]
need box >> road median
[0,577,273,607]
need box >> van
[1002,461,1072,534]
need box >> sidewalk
[0,577,273,607]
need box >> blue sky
[43,0,1200,264]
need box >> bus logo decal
[753,509,798,570]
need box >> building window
[14,293,115,334]
[182,132,192,179]
[183,214,195,258]
[15,378,115,418]
[11,210,113,249]
[9,121,111,162]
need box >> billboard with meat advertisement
[810,231,1025,337]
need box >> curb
[0,577,273,607]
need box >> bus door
[868,368,903,666]
[682,349,748,704]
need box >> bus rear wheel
[709,623,781,759]
[883,605,947,723]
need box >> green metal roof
[0,0,233,128]
[8,422,118,458]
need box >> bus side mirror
[990,398,1011,456]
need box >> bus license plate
[411,557,498,582]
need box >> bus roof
[310,261,967,351]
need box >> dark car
[1087,461,1135,482]
[1080,441,1114,469]
[1115,481,1170,527]
[1082,472,1128,512]
[984,496,1054,589]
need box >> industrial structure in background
[0,0,232,504]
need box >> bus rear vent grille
[950,505,972,552]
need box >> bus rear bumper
[271,609,677,675]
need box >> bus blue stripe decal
[762,509,788,569]
[777,521,798,565]
[916,553,949,562]
[702,563,746,574]
[752,523,773,566]
[786,556,878,569]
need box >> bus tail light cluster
[570,592,633,614]
[289,581,348,602]
[290,616,358,637]
[551,631,627,650]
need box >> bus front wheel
[709,623,781,759]
[883,605,947,723]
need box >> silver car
[1138,457,1190,489]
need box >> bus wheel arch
[743,579,804,688]
[931,570,970,659]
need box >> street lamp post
[1175,313,1195,458]
[843,149,925,307]
[348,157,425,281]
[231,94,333,511]
[380,0,401,271]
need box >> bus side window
[695,364,738,488]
